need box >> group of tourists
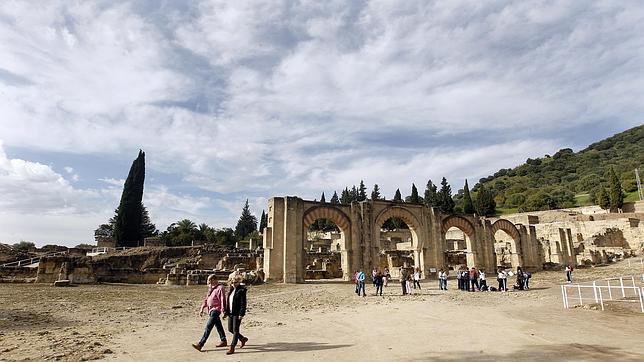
[352,265,536,295]
[192,274,248,355]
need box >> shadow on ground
[204,342,352,354]
[417,343,643,362]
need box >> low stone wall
[0,266,37,282]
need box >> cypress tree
[475,184,496,216]
[462,179,475,214]
[235,200,258,240]
[340,188,351,204]
[437,177,455,213]
[393,189,402,202]
[114,150,146,247]
[259,210,267,232]
[350,185,358,202]
[608,167,624,211]
[330,191,340,204]
[320,192,326,203]
[424,179,438,207]
[358,180,367,201]
[371,184,381,200]
[408,183,421,203]
[597,189,610,210]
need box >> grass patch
[624,190,641,202]
[574,193,592,206]
[495,207,519,216]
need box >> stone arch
[491,219,520,242]
[441,215,475,237]
[303,206,351,234]
[375,206,421,231]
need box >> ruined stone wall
[0,266,37,282]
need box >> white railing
[87,246,133,256]
[561,275,644,313]
[627,258,644,268]
[0,251,68,268]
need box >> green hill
[472,125,644,213]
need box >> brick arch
[374,206,421,231]
[303,206,351,233]
[441,215,475,237]
[491,219,520,242]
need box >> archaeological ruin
[263,197,644,283]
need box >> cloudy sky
[1,1,643,246]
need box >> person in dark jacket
[224,275,248,355]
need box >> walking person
[565,265,573,283]
[192,274,228,352]
[374,271,384,296]
[456,269,462,290]
[516,267,524,291]
[372,267,378,288]
[413,268,422,290]
[462,270,470,292]
[357,269,366,297]
[384,268,390,287]
[224,275,248,355]
[353,270,359,294]
[406,271,413,295]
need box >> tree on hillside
[596,189,610,210]
[393,189,403,202]
[235,200,258,240]
[358,180,367,201]
[371,184,382,200]
[475,184,496,216]
[259,210,267,232]
[330,191,340,204]
[319,192,326,203]
[462,179,475,214]
[114,150,146,247]
[608,167,625,211]
[13,241,35,251]
[424,179,438,208]
[437,177,455,213]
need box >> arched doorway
[374,207,422,280]
[302,206,351,280]
[441,215,476,269]
[491,219,522,268]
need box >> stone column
[263,197,285,282]
[283,197,304,283]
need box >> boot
[191,343,202,352]
[226,346,235,355]
[240,336,248,348]
[216,340,227,348]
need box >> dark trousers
[199,310,226,346]
[413,280,421,289]
[227,315,245,347]
[355,282,359,294]
[469,279,479,291]
[357,281,366,296]
[480,279,487,291]
[498,279,506,291]
[401,281,407,295]
[376,284,383,295]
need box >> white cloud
[0,1,643,244]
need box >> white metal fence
[561,275,644,313]
[0,251,68,267]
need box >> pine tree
[340,188,351,204]
[350,185,358,202]
[259,210,267,232]
[597,189,610,210]
[424,179,438,207]
[393,189,402,202]
[140,204,159,238]
[462,179,475,214]
[408,183,421,203]
[320,192,326,203]
[437,177,455,213]
[475,184,496,216]
[235,199,258,240]
[114,150,146,247]
[358,180,367,201]
[330,191,340,204]
[608,167,625,211]
[371,184,381,200]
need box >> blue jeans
[357,281,366,296]
[199,310,226,346]
[228,315,246,347]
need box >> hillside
[472,125,644,213]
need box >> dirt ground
[1,261,643,362]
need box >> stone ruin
[0,245,264,286]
